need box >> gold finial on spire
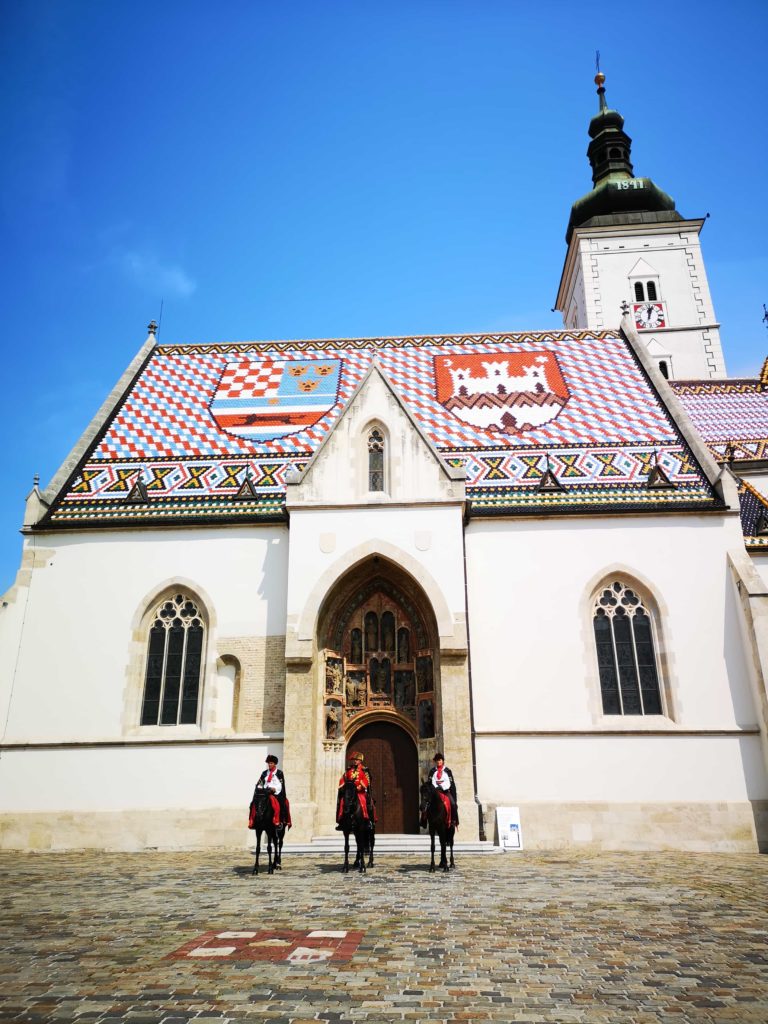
[594,51,607,110]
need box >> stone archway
[321,572,438,751]
[282,551,476,842]
[313,556,442,836]
[347,720,420,834]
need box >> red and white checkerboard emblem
[210,357,342,440]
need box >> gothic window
[634,281,645,301]
[141,593,205,726]
[593,581,663,716]
[368,428,385,492]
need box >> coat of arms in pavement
[210,357,342,441]
[434,351,569,435]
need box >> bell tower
[555,70,727,380]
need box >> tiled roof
[738,480,768,551]
[43,330,718,526]
[670,364,768,462]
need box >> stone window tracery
[592,581,663,716]
[141,593,205,726]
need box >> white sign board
[496,806,523,851]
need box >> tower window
[368,428,385,492]
[634,282,645,301]
[646,281,657,300]
[658,360,669,380]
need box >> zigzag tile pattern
[48,330,717,523]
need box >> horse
[420,779,456,873]
[338,779,374,874]
[249,790,283,875]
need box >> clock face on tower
[632,301,666,330]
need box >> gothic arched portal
[318,557,441,834]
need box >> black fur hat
[266,754,278,765]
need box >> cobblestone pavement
[1,849,766,1023]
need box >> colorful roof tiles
[670,375,768,463]
[43,330,719,526]
[738,480,768,551]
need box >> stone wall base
[2,800,766,852]
[481,800,768,853]
[0,810,252,852]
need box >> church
[2,73,767,853]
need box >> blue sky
[1,0,767,593]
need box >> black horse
[420,779,456,873]
[249,790,283,875]
[338,779,374,873]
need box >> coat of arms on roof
[434,351,569,435]
[210,357,342,441]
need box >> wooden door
[347,722,420,833]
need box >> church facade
[2,76,767,852]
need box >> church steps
[278,834,501,854]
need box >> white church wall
[0,741,272,851]
[0,742,267,813]
[740,471,768,500]
[1,525,289,744]
[752,553,768,591]
[476,734,764,803]
[467,514,753,731]
[465,514,763,807]
[286,505,466,637]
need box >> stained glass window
[592,582,663,716]
[368,428,385,492]
[141,593,205,726]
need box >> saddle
[436,791,452,828]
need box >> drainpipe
[461,503,485,841]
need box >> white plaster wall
[286,505,466,638]
[752,553,768,590]
[0,571,30,743]
[466,514,756,732]
[1,525,288,743]
[741,471,768,499]
[0,741,277,812]
[477,734,766,802]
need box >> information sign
[496,806,523,851]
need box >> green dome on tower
[566,72,680,243]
